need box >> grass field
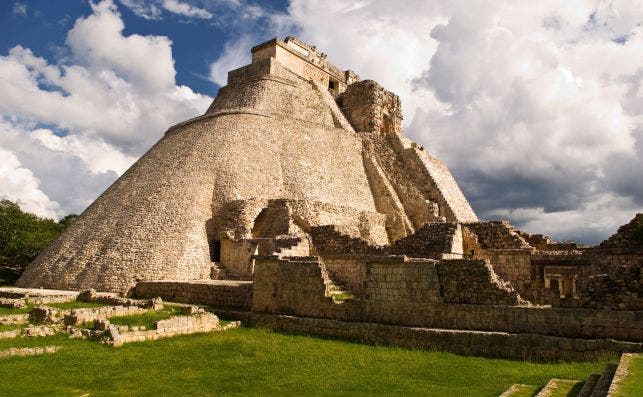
[0,326,612,396]
[614,354,643,396]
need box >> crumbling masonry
[17,37,642,360]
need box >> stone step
[498,383,537,397]
[577,373,601,397]
[607,353,638,396]
[535,378,581,397]
[590,362,618,397]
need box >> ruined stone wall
[339,80,402,134]
[463,221,532,250]
[363,260,443,303]
[251,256,643,342]
[436,259,524,305]
[323,257,368,295]
[252,314,641,362]
[360,132,477,231]
[309,222,460,259]
[252,257,337,316]
[134,281,253,309]
[600,214,643,249]
[578,266,641,310]
[474,250,534,300]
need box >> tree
[0,200,77,278]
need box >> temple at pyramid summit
[15,37,642,360]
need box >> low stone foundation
[251,313,642,362]
[134,280,253,309]
[0,298,27,309]
[108,313,240,347]
[0,314,29,324]
[0,345,61,358]
[0,325,60,340]
[63,306,154,326]
[28,305,156,325]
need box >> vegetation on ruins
[0,327,613,396]
[0,200,77,284]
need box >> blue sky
[0,0,289,97]
[1,0,642,244]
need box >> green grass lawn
[614,355,643,397]
[0,305,32,315]
[0,300,108,316]
[0,323,23,332]
[0,326,611,396]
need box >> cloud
[208,35,252,86]
[162,0,212,19]
[0,0,212,218]
[118,0,163,19]
[120,0,266,21]
[12,2,27,17]
[207,0,643,243]
[0,146,59,219]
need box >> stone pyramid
[18,37,477,293]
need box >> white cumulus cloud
[0,147,59,219]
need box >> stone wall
[363,259,443,303]
[252,313,641,362]
[251,256,643,342]
[323,257,368,295]
[252,257,335,316]
[464,221,532,250]
[309,222,460,259]
[134,280,253,309]
[600,214,643,249]
[339,80,402,134]
[436,259,524,305]
[579,266,641,310]
[396,136,478,223]
[474,249,534,300]
[108,313,236,347]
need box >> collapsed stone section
[600,213,643,249]
[308,222,462,259]
[436,260,525,305]
[338,80,402,134]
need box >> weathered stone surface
[17,36,477,294]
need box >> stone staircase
[534,379,582,396]
[325,278,354,303]
[498,357,626,397]
[317,261,355,303]
[588,362,618,397]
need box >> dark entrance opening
[209,240,221,262]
